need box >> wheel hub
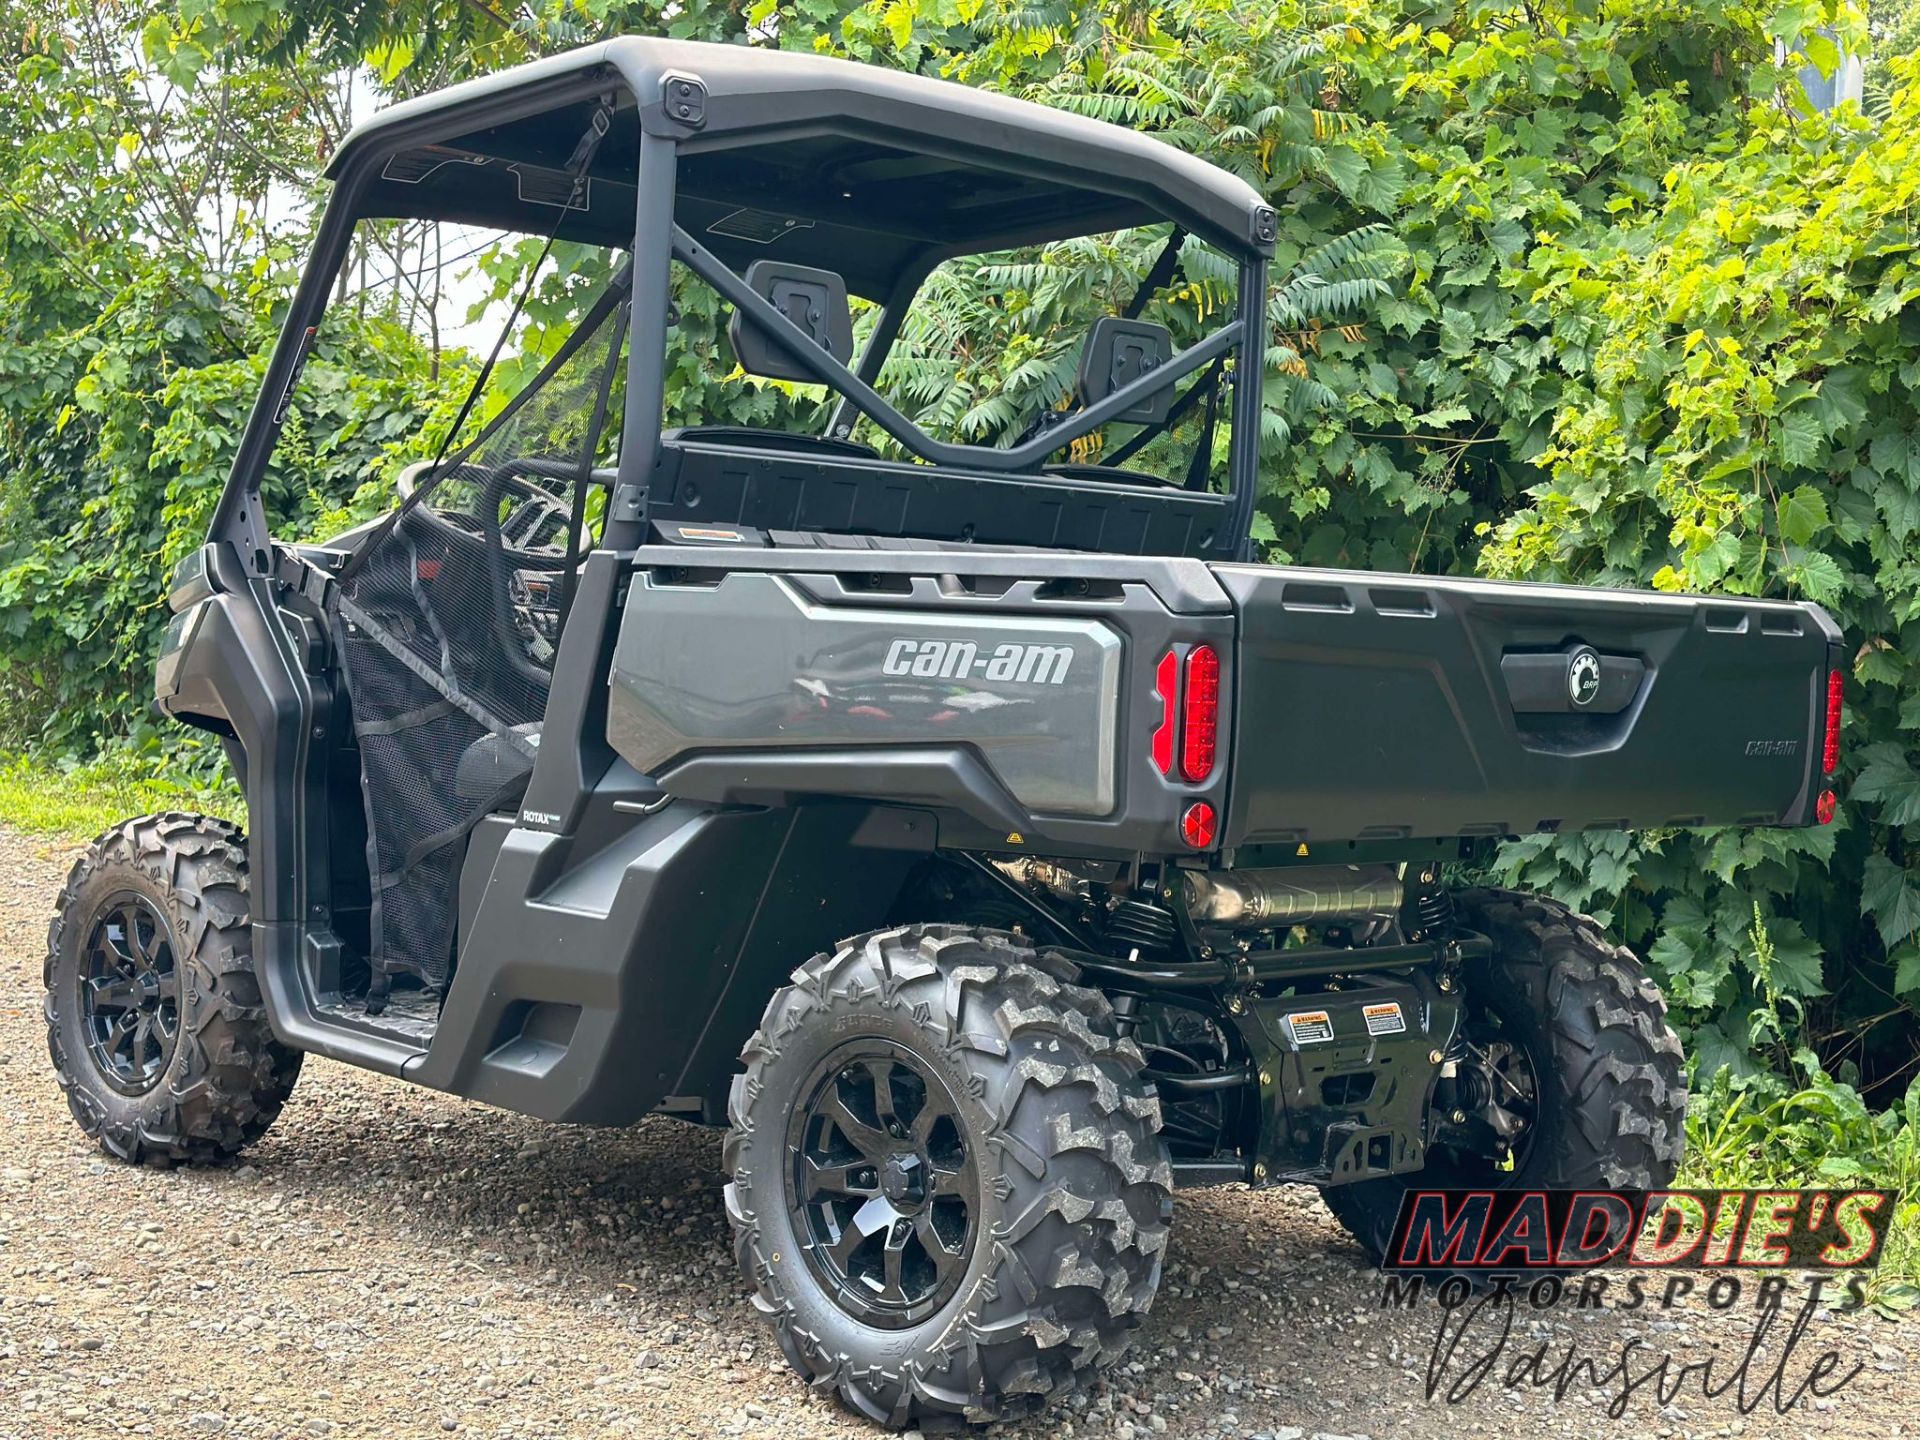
[1441,1033,1539,1167]
[79,892,181,1095]
[879,1153,924,1206]
[787,1043,979,1328]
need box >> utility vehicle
[44,38,1843,1428]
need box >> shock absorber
[1107,897,1179,952]
[1402,861,1454,941]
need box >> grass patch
[0,753,238,843]
[1681,1065,1920,1313]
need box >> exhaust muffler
[1183,863,1402,929]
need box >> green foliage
[1480,58,1920,1097]
[1680,911,1920,1306]
[0,4,440,755]
[1685,1065,1920,1306]
[1868,0,1920,105]
[3,0,1919,1116]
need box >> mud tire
[44,813,301,1166]
[723,925,1172,1428]
[1323,888,1687,1261]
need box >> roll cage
[209,38,1278,569]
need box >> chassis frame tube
[1049,931,1492,991]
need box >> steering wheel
[394,459,579,689]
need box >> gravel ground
[0,824,1913,1440]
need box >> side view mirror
[1078,317,1174,425]
[728,261,854,383]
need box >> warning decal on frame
[1284,1010,1334,1045]
[1363,1001,1407,1037]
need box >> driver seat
[453,725,668,819]
[454,722,542,804]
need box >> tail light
[1818,667,1843,826]
[1180,644,1220,782]
[1822,669,1843,775]
[1150,645,1222,785]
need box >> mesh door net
[329,288,626,997]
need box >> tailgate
[1214,565,1842,846]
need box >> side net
[328,289,626,998]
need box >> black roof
[326,38,1275,298]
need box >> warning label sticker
[1363,1001,1407,1037]
[1284,1010,1334,1045]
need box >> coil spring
[1408,874,1455,938]
[1107,898,1178,952]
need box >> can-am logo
[882,637,1074,686]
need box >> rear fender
[409,798,929,1124]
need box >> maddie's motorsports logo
[1377,1189,1897,1419]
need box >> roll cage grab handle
[671,225,1246,478]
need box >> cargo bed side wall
[606,550,1238,860]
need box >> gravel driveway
[0,824,1911,1440]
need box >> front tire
[723,925,1172,1428]
[44,813,302,1166]
[1323,888,1687,1262]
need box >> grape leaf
[1777,484,1829,544]
[1850,741,1920,826]
[1862,855,1920,950]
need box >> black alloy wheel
[45,813,302,1165]
[79,892,181,1094]
[725,925,1172,1428]
[788,1044,977,1327]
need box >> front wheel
[723,925,1172,1428]
[43,814,302,1166]
[1323,888,1688,1262]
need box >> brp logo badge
[1567,646,1603,708]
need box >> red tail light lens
[1817,790,1838,825]
[1151,650,1179,777]
[1822,669,1843,775]
[1180,644,1220,782]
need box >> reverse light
[1822,669,1844,776]
[1180,801,1218,849]
[1181,644,1220,782]
[1151,650,1179,777]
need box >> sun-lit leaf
[1777,484,1829,544]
